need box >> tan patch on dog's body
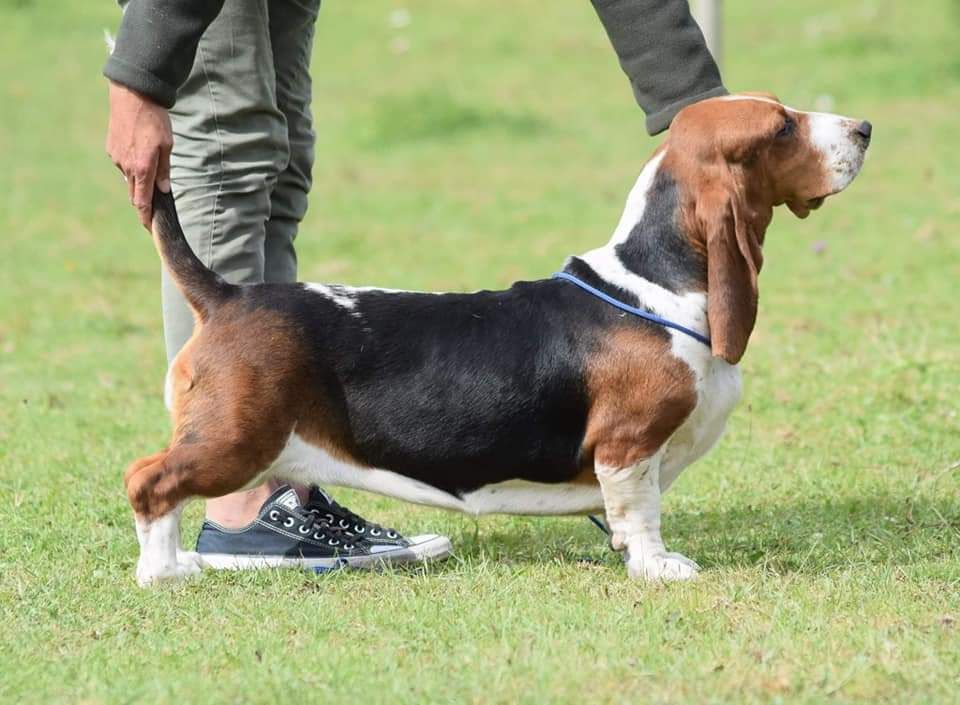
[580,326,697,476]
[125,304,365,520]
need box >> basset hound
[126,94,870,585]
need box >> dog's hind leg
[125,448,199,586]
[124,435,285,586]
[124,307,305,585]
[595,451,699,581]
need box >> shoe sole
[199,534,453,573]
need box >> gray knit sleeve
[591,0,728,134]
[103,0,226,108]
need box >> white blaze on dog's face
[805,108,871,196]
[669,93,871,218]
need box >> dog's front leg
[596,453,699,581]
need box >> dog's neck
[567,151,708,307]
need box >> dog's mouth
[787,194,828,219]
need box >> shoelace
[267,506,357,550]
[307,494,400,540]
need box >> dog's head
[669,93,870,218]
[662,93,871,363]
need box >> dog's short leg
[125,448,204,586]
[124,439,275,586]
[133,502,201,586]
[596,453,699,581]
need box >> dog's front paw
[625,550,699,581]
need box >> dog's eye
[775,116,795,139]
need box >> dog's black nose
[855,120,872,141]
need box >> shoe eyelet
[339,519,349,529]
[370,529,381,537]
[355,525,365,533]
[325,513,335,524]
[387,531,397,539]
[298,525,311,534]
[284,517,295,528]
[268,510,280,522]
[329,538,340,546]
[345,544,354,550]
[314,532,322,540]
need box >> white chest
[659,350,742,492]
[693,356,743,440]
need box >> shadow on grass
[444,494,960,576]
[670,494,960,575]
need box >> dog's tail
[151,188,235,320]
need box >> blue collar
[553,271,711,347]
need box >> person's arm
[103,0,224,228]
[590,0,727,135]
[104,0,225,108]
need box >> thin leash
[553,271,710,542]
[587,514,610,536]
[552,271,711,347]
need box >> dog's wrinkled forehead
[668,93,792,158]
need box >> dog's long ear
[700,186,769,364]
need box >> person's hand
[105,81,173,229]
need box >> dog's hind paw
[176,550,205,571]
[136,554,203,587]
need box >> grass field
[2,1,960,703]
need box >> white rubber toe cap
[404,534,453,561]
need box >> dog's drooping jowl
[125,95,870,585]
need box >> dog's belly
[268,433,603,516]
[460,480,603,515]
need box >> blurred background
[1,2,958,703]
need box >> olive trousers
[155,0,320,361]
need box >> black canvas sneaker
[195,486,369,572]
[304,486,452,564]
[195,485,451,572]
